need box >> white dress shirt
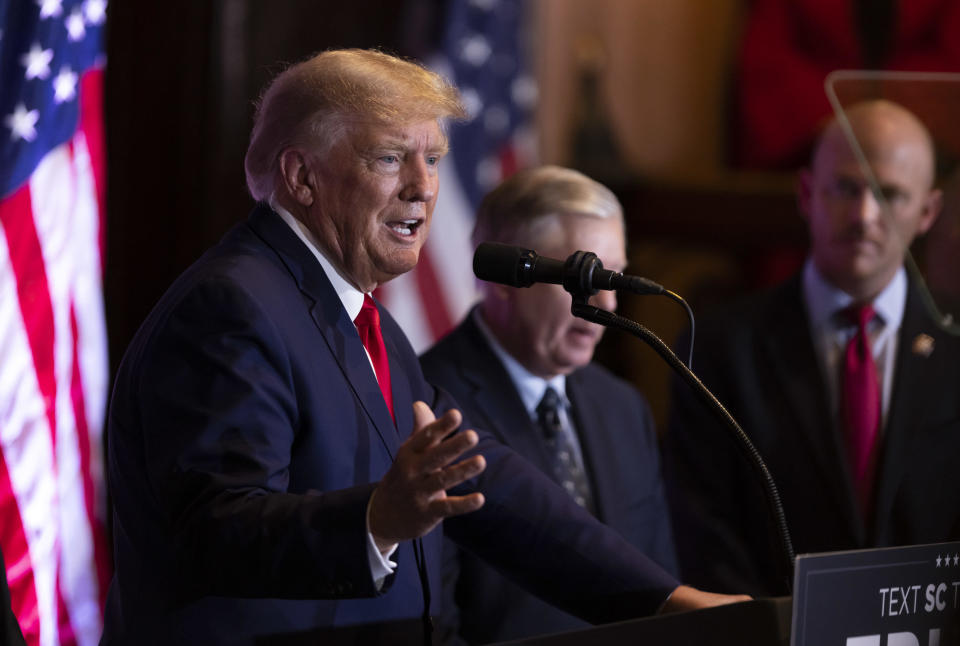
[802,259,906,430]
[472,310,590,473]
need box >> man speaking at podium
[667,99,960,597]
[421,166,679,644]
[101,49,743,644]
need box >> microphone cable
[635,285,695,370]
[571,301,796,593]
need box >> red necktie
[841,303,880,516]
[354,295,395,424]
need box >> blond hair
[472,165,623,249]
[245,49,466,201]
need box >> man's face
[799,112,941,300]
[302,119,446,292]
[493,215,627,378]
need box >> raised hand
[368,401,486,549]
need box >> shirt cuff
[366,499,397,591]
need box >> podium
[494,597,792,645]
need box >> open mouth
[388,218,424,237]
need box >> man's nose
[398,158,436,203]
[852,188,882,226]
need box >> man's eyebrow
[370,134,448,149]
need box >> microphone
[473,242,664,296]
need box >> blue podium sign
[792,542,960,645]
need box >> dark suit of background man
[420,165,679,644]
[101,49,745,645]
[667,99,960,597]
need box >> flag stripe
[0,452,38,645]
[68,304,109,613]
[0,187,59,451]
[77,71,106,269]
[412,251,454,340]
[56,576,75,646]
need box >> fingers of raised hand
[427,492,485,520]
[419,428,479,472]
[412,400,436,431]
[425,454,486,492]
[409,402,462,451]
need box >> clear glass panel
[824,71,960,334]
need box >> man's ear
[278,148,315,207]
[917,188,944,236]
[796,168,813,222]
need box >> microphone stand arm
[570,299,796,594]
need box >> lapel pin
[912,333,935,357]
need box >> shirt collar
[472,309,567,415]
[270,197,366,321]
[802,258,907,331]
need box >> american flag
[378,0,537,352]
[0,1,110,644]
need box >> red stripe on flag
[78,69,106,271]
[498,144,519,180]
[413,250,454,340]
[69,304,110,611]
[0,451,39,645]
[0,186,58,449]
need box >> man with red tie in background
[667,100,960,596]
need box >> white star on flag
[459,34,492,66]
[53,66,78,103]
[4,104,40,142]
[21,43,54,80]
[459,87,483,121]
[511,76,538,109]
[483,105,509,134]
[83,0,107,25]
[38,0,63,19]
[66,8,86,41]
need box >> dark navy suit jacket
[420,313,678,644]
[666,273,960,596]
[101,205,678,645]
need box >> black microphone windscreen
[473,242,535,287]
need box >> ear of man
[278,148,315,207]
[917,187,944,237]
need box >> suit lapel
[760,278,864,541]
[456,315,553,469]
[246,205,400,458]
[871,281,939,540]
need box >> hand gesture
[368,401,486,549]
